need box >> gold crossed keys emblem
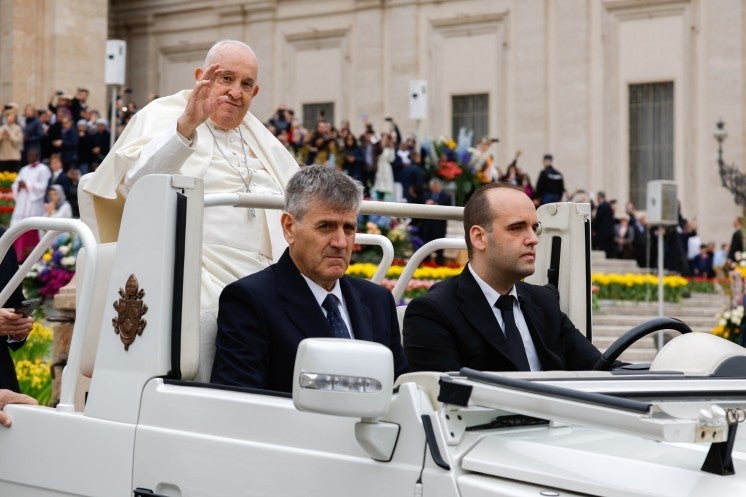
[112,274,148,351]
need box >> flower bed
[710,261,746,344]
[10,321,53,406]
[0,171,17,227]
[348,263,697,304]
[591,273,690,303]
[24,232,81,300]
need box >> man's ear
[281,211,294,245]
[194,67,204,81]
[252,84,259,98]
[470,225,487,252]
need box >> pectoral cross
[244,184,256,219]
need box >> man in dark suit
[0,227,35,391]
[211,166,407,392]
[592,191,616,258]
[727,216,743,263]
[403,182,602,372]
[420,178,452,265]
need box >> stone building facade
[1,0,744,243]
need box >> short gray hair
[203,40,256,68]
[285,166,364,222]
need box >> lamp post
[715,119,746,206]
[714,119,746,270]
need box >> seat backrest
[77,173,100,242]
[76,243,117,379]
[194,312,218,383]
[396,305,407,339]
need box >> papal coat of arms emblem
[112,274,148,351]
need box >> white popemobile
[0,174,745,497]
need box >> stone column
[0,0,109,113]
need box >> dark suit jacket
[420,190,452,242]
[402,267,601,372]
[0,227,26,392]
[211,250,408,392]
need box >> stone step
[589,291,724,363]
[593,318,715,330]
[590,250,661,274]
[592,323,711,338]
[594,307,721,319]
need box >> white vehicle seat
[76,244,117,380]
[396,305,407,339]
[73,174,116,409]
[194,312,218,383]
[649,332,746,376]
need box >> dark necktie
[495,295,530,371]
[322,294,351,339]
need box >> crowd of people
[586,190,725,277]
[1,82,731,276]
[259,106,731,275]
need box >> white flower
[719,319,727,327]
[60,256,76,268]
[724,311,732,320]
[58,245,70,255]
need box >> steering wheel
[593,316,693,371]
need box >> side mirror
[292,338,394,419]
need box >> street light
[715,119,746,205]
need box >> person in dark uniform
[534,154,565,205]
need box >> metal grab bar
[353,234,394,284]
[391,238,466,302]
[0,217,98,412]
[204,193,464,221]
[204,193,463,286]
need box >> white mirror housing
[293,338,394,419]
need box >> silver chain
[207,124,256,218]
[726,407,746,424]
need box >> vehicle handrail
[204,193,464,220]
[353,234,394,284]
[204,193,464,287]
[391,238,466,302]
[0,217,98,412]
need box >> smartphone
[14,298,40,317]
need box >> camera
[55,91,63,96]
[3,104,12,110]
[124,88,133,94]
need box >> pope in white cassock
[83,40,300,313]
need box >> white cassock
[83,90,300,313]
[11,162,52,223]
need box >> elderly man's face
[198,44,259,130]
[282,198,358,291]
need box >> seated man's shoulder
[226,263,278,292]
[416,275,457,299]
[517,282,561,303]
[345,274,392,298]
